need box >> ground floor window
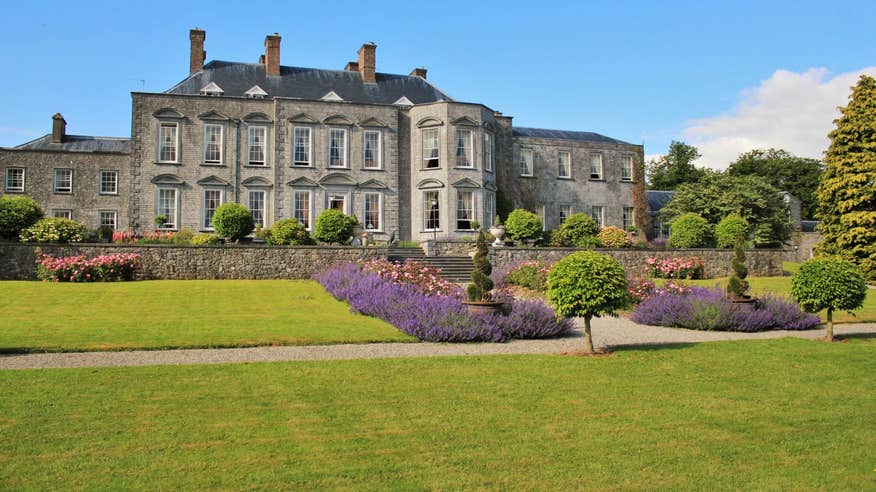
[363,192,382,231]
[623,207,635,231]
[203,189,223,230]
[98,210,117,229]
[537,205,546,230]
[52,209,72,219]
[248,190,266,228]
[559,205,572,224]
[456,190,474,230]
[484,191,495,229]
[157,188,178,229]
[424,190,440,231]
[292,190,312,230]
[591,206,605,227]
[328,193,347,214]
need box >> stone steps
[386,247,473,282]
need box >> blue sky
[1,0,874,167]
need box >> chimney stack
[51,113,66,144]
[344,61,359,72]
[410,67,427,79]
[357,42,377,84]
[189,29,206,75]
[264,33,281,76]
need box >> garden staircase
[387,246,473,283]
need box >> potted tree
[463,230,505,315]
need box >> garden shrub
[212,203,255,241]
[504,261,552,292]
[497,298,574,338]
[191,233,220,246]
[597,225,631,248]
[554,213,599,247]
[19,218,87,243]
[715,213,749,248]
[361,258,460,297]
[505,209,543,241]
[0,196,43,240]
[36,253,141,282]
[627,276,655,304]
[668,213,712,248]
[314,209,355,244]
[646,256,705,279]
[726,240,750,299]
[792,257,867,341]
[268,218,312,245]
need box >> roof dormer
[321,91,344,102]
[244,85,268,99]
[199,82,224,96]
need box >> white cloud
[681,67,876,169]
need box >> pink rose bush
[361,258,461,297]
[646,256,704,279]
[36,253,141,282]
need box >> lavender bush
[630,287,820,332]
[498,298,575,338]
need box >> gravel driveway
[2,318,875,370]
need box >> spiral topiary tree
[466,230,494,302]
[726,239,750,299]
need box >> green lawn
[1,338,874,489]
[0,280,412,352]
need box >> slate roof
[512,127,634,146]
[647,190,675,213]
[166,61,452,105]
[12,134,131,154]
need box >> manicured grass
[0,280,412,352]
[1,338,874,489]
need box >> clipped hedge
[505,209,543,241]
[212,203,255,241]
[668,213,712,248]
[0,196,43,239]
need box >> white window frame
[158,122,179,163]
[52,209,72,219]
[99,170,119,195]
[537,205,546,231]
[157,187,178,230]
[292,127,312,167]
[363,130,382,169]
[363,192,383,232]
[98,210,118,229]
[422,128,440,169]
[558,151,571,179]
[560,205,572,224]
[202,188,224,230]
[456,190,475,230]
[623,207,635,231]
[455,129,474,168]
[203,124,224,164]
[247,126,268,166]
[328,128,348,168]
[591,205,605,227]
[5,167,24,192]
[292,189,313,230]
[590,153,604,180]
[248,190,267,228]
[484,132,494,172]
[326,192,349,214]
[621,155,634,181]
[520,148,533,177]
[484,191,495,229]
[53,168,73,194]
[423,190,440,231]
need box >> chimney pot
[357,43,377,84]
[189,29,206,75]
[410,67,427,79]
[264,34,281,76]
[51,113,66,144]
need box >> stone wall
[785,232,821,263]
[0,242,386,280]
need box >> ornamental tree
[815,75,876,282]
[791,257,867,342]
[314,209,355,244]
[547,251,628,353]
[667,213,712,248]
[466,230,494,302]
[212,203,254,242]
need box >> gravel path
[2,319,875,370]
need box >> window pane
[329,129,346,167]
[248,127,266,164]
[100,171,118,194]
[520,149,533,176]
[203,190,222,229]
[204,125,222,163]
[158,189,177,229]
[560,205,572,224]
[6,168,24,191]
[456,130,471,168]
[293,127,311,165]
[52,210,72,219]
[591,206,604,227]
[159,123,177,162]
[590,154,603,179]
[558,152,570,178]
[623,207,635,231]
[364,131,380,169]
[364,193,381,230]
[456,191,473,230]
[293,191,311,229]
[424,191,440,230]
[54,169,72,193]
[99,211,117,229]
[248,191,266,227]
[484,132,494,172]
[422,129,439,168]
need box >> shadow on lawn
[607,342,699,353]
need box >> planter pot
[489,226,506,247]
[727,294,758,305]
[462,300,506,316]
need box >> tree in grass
[466,230,494,302]
[791,257,867,342]
[815,75,876,282]
[547,251,628,353]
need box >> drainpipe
[233,119,241,202]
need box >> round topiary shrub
[597,225,631,248]
[268,218,312,245]
[668,213,712,248]
[792,257,867,341]
[19,218,87,243]
[547,251,628,353]
[212,203,255,242]
[314,209,355,244]
[556,213,600,247]
[0,196,43,240]
[715,213,749,249]
[505,209,543,241]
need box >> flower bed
[36,252,141,282]
[316,262,573,342]
[646,256,705,279]
[630,286,820,332]
[361,258,459,297]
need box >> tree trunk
[583,315,594,354]
[826,309,834,342]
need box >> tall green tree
[660,171,790,248]
[646,141,707,190]
[815,74,876,282]
[728,148,824,219]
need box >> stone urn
[489,225,505,247]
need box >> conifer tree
[815,75,876,282]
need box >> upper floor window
[456,130,473,168]
[157,188,178,230]
[591,205,605,227]
[520,148,533,176]
[53,168,72,193]
[363,130,381,169]
[293,127,311,166]
[99,170,118,195]
[558,151,571,179]
[422,129,440,168]
[621,155,633,181]
[623,207,635,231]
[329,128,347,168]
[590,154,604,180]
[204,124,223,164]
[363,192,382,231]
[456,190,474,230]
[247,126,267,166]
[5,167,24,192]
[560,205,572,224]
[158,122,179,163]
[484,132,494,172]
[248,190,266,228]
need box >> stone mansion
[0,29,645,243]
